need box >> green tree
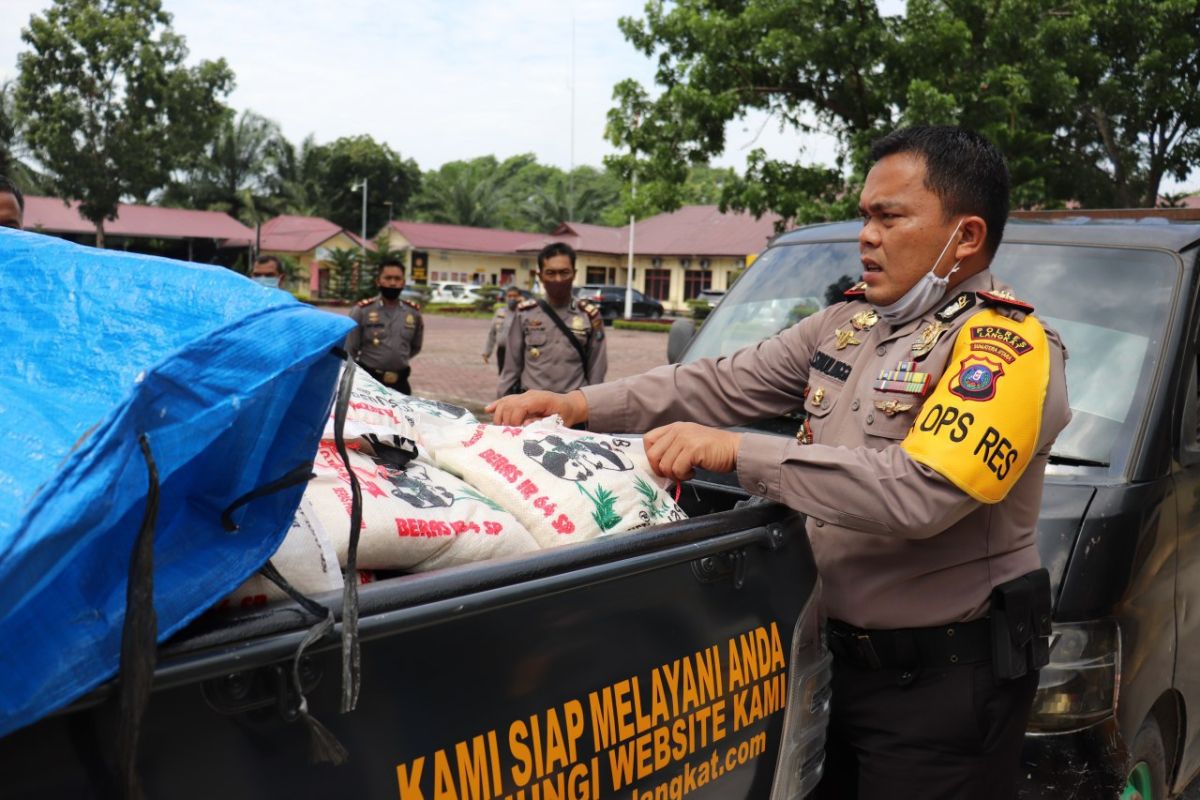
[164,109,280,225]
[414,155,534,228]
[0,80,48,193]
[16,0,234,246]
[322,246,366,302]
[522,166,623,231]
[318,135,421,234]
[266,133,326,217]
[607,0,1200,220]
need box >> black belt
[827,617,991,670]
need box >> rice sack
[322,367,476,444]
[221,500,343,610]
[422,417,687,548]
[305,441,537,571]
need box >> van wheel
[1122,716,1167,800]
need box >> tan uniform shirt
[484,306,515,358]
[346,297,424,372]
[581,270,1071,629]
[498,299,608,395]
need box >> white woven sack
[221,500,344,610]
[322,367,476,444]
[305,440,537,572]
[422,417,687,548]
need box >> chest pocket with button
[803,381,842,441]
[524,329,547,349]
[863,391,923,444]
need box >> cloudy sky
[0,0,1194,193]
[0,0,841,175]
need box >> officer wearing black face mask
[346,258,423,394]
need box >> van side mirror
[667,318,696,364]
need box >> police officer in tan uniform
[483,285,522,374]
[346,257,423,394]
[490,127,1071,799]
[497,243,606,397]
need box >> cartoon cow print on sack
[523,434,634,481]
[378,462,457,508]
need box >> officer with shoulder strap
[488,126,1071,800]
[497,243,606,397]
[346,257,423,394]
[483,285,522,374]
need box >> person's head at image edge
[377,257,407,302]
[503,285,521,310]
[860,125,1010,324]
[537,242,577,307]
[0,176,25,230]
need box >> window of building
[645,269,671,301]
[500,268,516,286]
[684,270,712,300]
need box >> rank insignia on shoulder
[578,300,600,318]
[978,289,1034,314]
[402,298,421,311]
[843,281,868,299]
[934,291,976,323]
[517,299,538,311]
[357,297,376,307]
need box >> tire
[1124,716,1168,800]
[602,309,617,327]
[651,308,663,319]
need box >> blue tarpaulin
[0,229,354,737]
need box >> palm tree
[414,156,533,228]
[0,80,48,193]
[169,110,281,224]
[523,179,616,232]
[265,133,326,218]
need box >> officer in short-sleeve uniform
[497,298,607,396]
[347,293,423,395]
[483,287,522,374]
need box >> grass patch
[423,303,494,319]
[614,319,673,333]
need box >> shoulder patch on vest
[978,289,1034,314]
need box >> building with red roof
[22,195,254,264]
[378,206,783,311]
[258,214,374,297]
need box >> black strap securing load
[258,562,347,765]
[537,299,591,382]
[220,463,315,532]
[333,361,363,714]
[363,433,419,470]
[116,434,161,800]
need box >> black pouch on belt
[989,568,1052,681]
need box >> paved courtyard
[404,314,670,416]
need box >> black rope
[220,463,315,532]
[259,560,332,620]
[116,434,160,800]
[333,362,362,713]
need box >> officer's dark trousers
[365,366,412,396]
[496,346,506,375]
[813,658,1038,800]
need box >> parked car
[694,289,726,307]
[429,281,482,305]
[573,284,665,323]
[668,212,1200,799]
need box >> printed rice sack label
[422,418,687,548]
[305,441,537,572]
[220,500,344,610]
[322,367,476,444]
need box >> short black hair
[870,126,1010,257]
[254,254,282,272]
[378,257,405,275]
[537,242,576,270]
[0,175,25,211]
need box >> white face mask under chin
[872,220,964,326]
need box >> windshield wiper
[1048,454,1109,468]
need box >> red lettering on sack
[479,448,523,483]
[552,514,575,534]
[516,479,539,500]
[347,399,403,425]
[534,496,557,517]
[483,521,502,535]
[240,594,268,608]
[502,426,523,437]
[333,487,366,528]
[461,424,486,448]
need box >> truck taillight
[769,579,832,800]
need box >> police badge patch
[950,355,1006,401]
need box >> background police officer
[497,243,606,397]
[346,257,423,394]
[489,127,1071,800]
[483,285,522,374]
